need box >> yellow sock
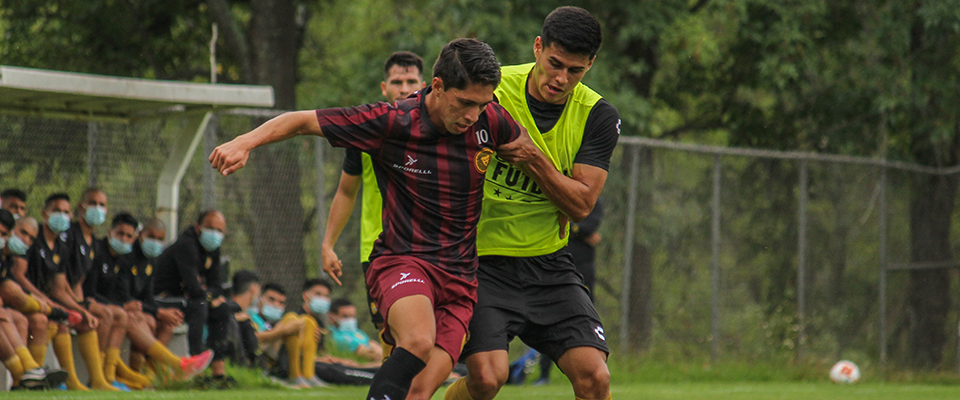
[20,296,43,314]
[116,376,145,390]
[53,332,88,391]
[4,355,24,386]
[29,344,47,367]
[281,313,302,379]
[300,316,318,379]
[145,341,181,369]
[129,351,145,373]
[443,377,475,400]
[46,323,59,341]
[15,346,39,371]
[116,357,151,387]
[77,331,118,390]
[104,347,121,383]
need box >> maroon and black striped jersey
[317,88,522,278]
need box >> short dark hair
[80,187,104,203]
[232,270,260,295]
[196,210,219,226]
[262,282,286,297]
[384,51,424,79]
[432,38,501,91]
[541,6,602,58]
[330,298,354,315]
[111,212,138,230]
[44,193,70,209]
[303,278,332,293]
[0,209,14,232]
[0,189,26,203]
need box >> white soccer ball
[829,360,861,384]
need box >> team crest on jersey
[370,302,378,314]
[205,257,212,269]
[52,254,60,264]
[145,264,153,276]
[132,266,138,276]
[114,265,120,274]
[475,148,494,173]
[90,249,95,259]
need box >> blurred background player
[327,298,382,363]
[0,209,68,389]
[0,189,27,220]
[321,51,426,338]
[154,210,234,386]
[246,282,324,388]
[17,193,112,391]
[120,217,185,373]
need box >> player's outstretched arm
[321,172,362,286]
[210,110,323,176]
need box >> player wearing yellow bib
[320,51,426,331]
[446,7,619,400]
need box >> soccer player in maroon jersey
[210,38,540,400]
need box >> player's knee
[10,310,27,325]
[570,365,610,399]
[113,308,128,325]
[397,334,434,360]
[466,364,507,399]
[28,312,48,326]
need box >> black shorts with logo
[460,250,609,362]
[361,261,384,327]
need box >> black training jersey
[26,225,70,293]
[153,228,223,299]
[316,87,522,278]
[120,241,159,316]
[84,238,126,305]
[65,222,97,287]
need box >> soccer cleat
[43,368,69,389]
[179,350,214,380]
[306,376,329,388]
[20,368,47,389]
[111,380,132,391]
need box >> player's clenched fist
[209,137,252,177]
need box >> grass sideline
[5,382,960,400]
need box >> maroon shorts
[365,255,477,363]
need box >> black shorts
[460,250,609,362]
[361,261,384,327]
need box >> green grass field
[6,382,960,400]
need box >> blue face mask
[199,229,224,252]
[84,206,107,226]
[338,317,358,332]
[7,235,29,256]
[47,212,71,234]
[261,304,284,322]
[109,236,133,255]
[141,238,164,258]
[309,297,330,315]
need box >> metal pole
[315,137,327,277]
[87,121,98,187]
[210,23,218,84]
[620,145,641,353]
[711,154,721,363]
[202,115,219,210]
[879,168,887,364]
[797,159,808,360]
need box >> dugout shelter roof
[0,65,274,122]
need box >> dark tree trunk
[626,147,654,352]
[906,174,957,368]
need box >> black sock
[366,347,426,400]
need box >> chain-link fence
[4,112,960,370]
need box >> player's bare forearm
[518,159,607,222]
[51,276,85,313]
[322,173,361,253]
[11,261,45,301]
[210,110,322,176]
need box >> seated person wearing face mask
[327,298,382,363]
[86,213,213,388]
[247,282,325,389]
